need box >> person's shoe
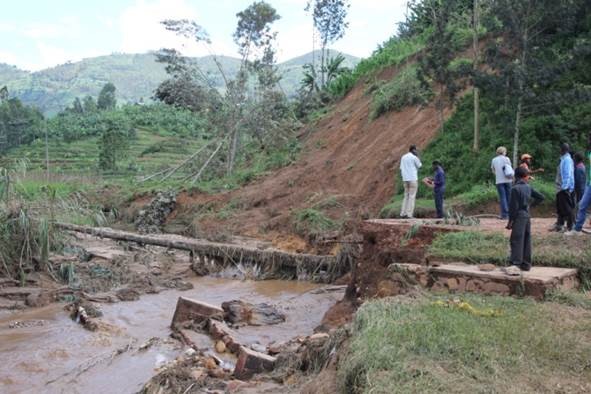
[519,264,531,272]
[548,224,563,232]
[502,266,521,276]
[565,230,584,236]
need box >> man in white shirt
[491,146,514,219]
[399,145,422,218]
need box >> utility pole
[472,0,480,152]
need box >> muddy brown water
[0,277,342,394]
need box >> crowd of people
[398,134,591,273]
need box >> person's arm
[560,158,571,190]
[530,187,545,208]
[434,170,444,188]
[415,156,422,169]
[507,187,519,229]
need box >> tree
[472,0,480,152]
[98,114,132,171]
[97,82,117,110]
[416,0,460,132]
[0,97,43,152]
[83,96,97,113]
[306,0,350,88]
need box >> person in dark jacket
[506,166,545,271]
[574,152,586,203]
[423,161,446,218]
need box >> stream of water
[0,277,341,394]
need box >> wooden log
[55,222,335,271]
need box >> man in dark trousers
[423,161,446,218]
[506,166,545,272]
[550,143,575,232]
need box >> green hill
[0,50,359,115]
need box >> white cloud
[22,17,81,39]
[0,50,20,67]
[119,0,221,57]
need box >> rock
[376,280,402,297]
[267,341,286,355]
[185,348,197,357]
[215,340,226,353]
[116,288,140,302]
[478,264,497,272]
[208,319,231,339]
[223,335,241,354]
[208,367,226,379]
[221,300,286,326]
[250,343,266,353]
[25,291,53,307]
[204,357,218,370]
[309,333,329,343]
[233,346,277,379]
[466,279,485,292]
[171,297,224,326]
[446,277,459,291]
[191,368,206,381]
[483,282,511,295]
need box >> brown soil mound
[158,64,451,241]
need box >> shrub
[370,66,433,119]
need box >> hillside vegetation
[0,50,359,115]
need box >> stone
[191,368,206,381]
[208,367,226,379]
[478,264,497,272]
[466,279,485,292]
[204,357,218,370]
[223,335,241,354]
[250,343,266,353]
[483,282,511,295]
[215,340,226,353]
[233,346,277,379]
[446,277,459,291]
[376,280,402,297]
[221,300,286,326]
[267,341,286,355]
[25,291,53,307]
[171,297,224,326]
[116,288,140,302]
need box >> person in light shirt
[399,145,422,218]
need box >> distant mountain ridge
[0,50,359,115]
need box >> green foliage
[545,289,591,310]
[339,296,591,393]
[0,97,44,152]
[370,65,433,119]
[97,82,117,110]
[98,115,133,171]
[293,208,338,237]
[328,34,426,99]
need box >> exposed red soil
[153,64,451,241]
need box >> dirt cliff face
[151,64,450,240]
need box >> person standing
[569,134,591,235]
[551,143,575,232]
[506,166,545,271]
[491,146,514,219]
[519,153,544,180]
[399,145,422,218]
[423,161,446,218]
[574,152,586,203]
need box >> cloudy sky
[0,0,409,71]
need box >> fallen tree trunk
[55,222,335,272]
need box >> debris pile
[135,190,177,233]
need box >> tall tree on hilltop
[305,0,350,88]
[97,82,117,110]
[416,0,460,133]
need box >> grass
[293,208,339,237]
[370,65,433,119]
[428,231,591,286]
[328,34,427,99]
[339,295,591,393]
[545,289,591,310]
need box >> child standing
[506,166,544,271]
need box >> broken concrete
[171,297,224,327]
[221,300,286,326]
[233,346,277,379]
[134,190,177,234]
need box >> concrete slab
[392,263,579,299]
